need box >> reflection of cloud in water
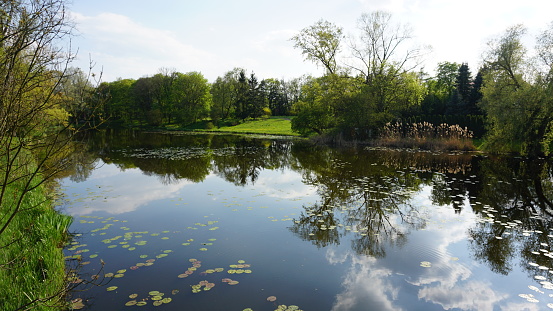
[418,280,508,310]
[64,164,193,216]
[255,170,317,199]
[327,251,403,311]
[406,203,526,311]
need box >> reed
[377,122,476,151]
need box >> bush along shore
[0,170,72,310]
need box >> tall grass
[0,165,73,310]
[377,122,476,151]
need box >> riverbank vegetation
[72,13,553,157]
[0,0,104,309]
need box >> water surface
[61,130,553,310]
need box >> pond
[60,130,553,310]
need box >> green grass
[208,117,299,136]
[0,158,72,310]
[120,116,301,137]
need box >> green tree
[102,78,136,124]
[234,70,249,121]
[291,19,344,75]
[291,74,358,135]
[59,67,95,124]
[210,68,242,124]
[469,69,484,113]
[171,71,211,125]
[447,63,472,115]
[421,62,459,115]
[131,76,157,124]
[151,68,176,123]
[263,78,289,116]
[245,72,267,119]
[346,11,426,133]
[480,24,553,157]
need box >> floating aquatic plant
[420,261,431,268]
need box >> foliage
[0,0,103,308]
[211,68,242,123]
[480,23,553,157]
[171,71,211,125]
[291,19,343,75]
[291,75,356,135]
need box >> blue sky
[68,0,553,82]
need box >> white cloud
[69,12,219,81]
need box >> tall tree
[447,63,472,114]
[291,19,344,75]
[246,72,267,119]
[131,77,156,124]
[171,72,212,125]
[210,68,242,123]
[263,78,288,116]
[421,62,460,115]
[346,11,427,131]
[234,70,249,121]
[151,68,176,123]
[349,11,424,86]
[480,24,553,157]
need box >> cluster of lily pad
[124,290,174,307]
[177,258,203,278]
[191,280,216,293]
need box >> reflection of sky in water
[326,195,548,311]
[61,161,317,216]
[61,163,193,215]
[60,141,553,310]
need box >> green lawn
[203,117,300,136]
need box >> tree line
[64,11,553,158]
[76,68,306,127]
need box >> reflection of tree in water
[467,158,553,278]
[212,139,293,186]
[70,130,553,280]
[76,130,296,186]
[288,145,436,257]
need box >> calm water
[60,130,553,311]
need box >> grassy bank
[0,162,72,310]
[115,116,301,137]
[204,116,299,136]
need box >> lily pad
[106,286,118,291]
[420,261,432,268]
